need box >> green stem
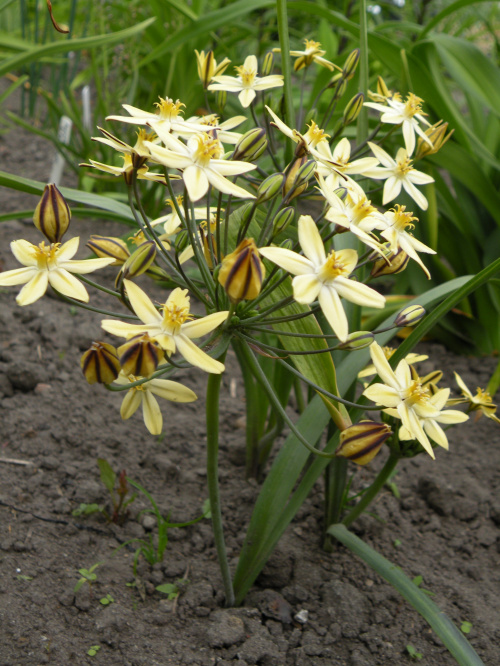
[323,456,348,551]
[342,451,400,527]
[232,339,260,479]
[206,353,235,607]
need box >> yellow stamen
[304,120,330,147]
[33,242,60,270]
[192,133,223,165]
[404,93,425,118]
[235,62,257,87]
[319,250,351,281]
[402,380,430,406]
[389,204,417,231]
[154,97,185,119]
[396,154,414,176]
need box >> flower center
[389,204,417,231]
[33,242,60,270]
[403,93,425,119]
[154,97,185,120]
[319,251,351,281]
[473,388,493,405]
[192,133,223,166]
[395,154,414,176]
[303,39,322,56]
[161,290,193,334]
[350,197,376,225]
[401,380,430,406]
[235,63,257,87]
[304,120,330,147]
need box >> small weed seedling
[72,458,137,524]
[87,645,101,657]
[412,575,435,597]
[114,479,210,574]
[461,621,473,634]
[406,645,423,660]
[74,562,102,594]
[99,593,114,606]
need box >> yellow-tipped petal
[124,279,162,325]
[319,285,348,341]
[292,274,322,303]
[120,389,142,420]
[148,379,197,402]
[16,272,49,305]
[142,391,163,435]
[182,311,229,339]
[175,334,225,374]
[49,268,89,301]
[298,215,326,265]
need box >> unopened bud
[394,304,426,327]
[118,333,163,377]
[215,90,227,113]
[272,207,295,235]
[87,235,130,265]
[232,128,267,163]
[195,50,231,88]
[199,219,220,270]
[377,76,391,99]
[218,238,265,303]
[81,342,120,385]
[256,173,285,204]
[33,183,71,243]
[120,241,157,280]
[283,158,316,200]
[414,121,453,160]
[337,331,374,351]
[335,78,347,99]
[336,421,392,465]
[261,52,274,76]
[146,265,170,281]
[342,49,359,80]
[371,246,409,278]
[327,72,343,89]
[343,93,364,125]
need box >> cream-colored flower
[449,372,500,424]
[365,143,434,210]
[358,346,428,378]
[106,97,207,137]
[364,93,432,156]
[259,215,385,341]
[317,176,386,255]
[184,113,247,145]
[389,386,469,451]
[115,372,197,435]
[208,55,284,108]
[0,237,114,306]
[101,280,228,374]
[81,155,167,184]
[276,39,340,72]
[315,137,379,190]
[378,205,435,278]
[146,130,256,201]
[363,342,466,458]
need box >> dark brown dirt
[0,106,499,666]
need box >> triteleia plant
[1,11,497,659]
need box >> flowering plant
[2,3,499,661]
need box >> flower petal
[175,334,225,374]
[298,215,325,265]
[363,383,401,407]
[259,246,314,276]
[120,389,142,420]
[183,165,210,201]
[10,239,38,267]
[142,390,163,435]
[62,257,115,274]
[333,277,385,309]
[148,379,197,402]
[181,311,229,339]
[292,274,322,303]
[318,285,348,341]
[423,419,449,449]
[16,272,49,306]
[368,342,400,390]
[49,269,89,301]
[55,236,80,262]
[124,279,162,326]
[238,88,256,108]
[0,266,37,286]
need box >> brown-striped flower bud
[261,51,274,76]
[218,238,265,303]
[33,183,71,243]
[343,93,364,125]
[337,331,374,351]
[342,49,360,80]
[283,158,316,200]
[195,49,231,88]
[394,304,425,328]
[371,247,410,278]
[414,121,453,160]
[80,342,121,385]
[199,219,220,270]
[256,173,285,204]
[232,128,267,163]
[120,241,157,280]
[87,235,130,266]
[118,333,163,377]
[327,72,343,89]
[272,206,295,236]
[335,421,392,465]
[377,75,391,99]
[335,77,348,99]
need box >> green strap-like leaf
[0,170,134,222]
[0,18,155,79]
[328,524,484,666]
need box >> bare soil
[0,110,499,666]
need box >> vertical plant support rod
[276,0,295,136]
[206,357,235,607]
[356,0,369,145]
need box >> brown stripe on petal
[226,247,250,292]
[49,185,61,241]
[251,253,263,284]
[348,435,387,461]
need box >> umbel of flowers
[1,43,490,610]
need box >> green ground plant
[1,2,498,664]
